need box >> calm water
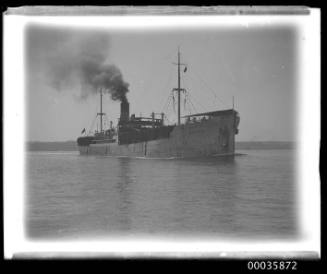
[26,150,298,240]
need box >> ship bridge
[182,109,240,134]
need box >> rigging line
[162,101,169,115]
[88,115,97,135]
[155,48,179,90]
[168,93,177,117]
[185,96,193,115]
[183,91,197,114]
[189,101,196,114]
[162,93,173,114]
[187,100,197,115]
[160,73,174,112]
[196,70,226,108]
[163,98,173,119]
[186,69,216,106]
[185,93,196,114]
[156,60,175,110]
[163,92,172,109]
[160,49,186,114]
[163,99,174,124]
[161,95,170,113]
[159,49,187,108]
[103,114,110,129]
[180,76,194,113]
[172,94,176,113]
[189,103,197,115]
[165,116,172,125]
[87,97,100,133]
[139,50,174,105]
[189,67,227,108]
[188,96,198,114]
[183,93,190,114]
[185,88,206,112]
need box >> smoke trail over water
[28,26,129,102]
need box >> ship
[77,49,240,158]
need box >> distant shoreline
[26,141,295,151]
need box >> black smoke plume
[28,26,129,102]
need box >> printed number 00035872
[247,261,297,270]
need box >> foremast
[97,89,105,133]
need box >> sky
[26,22,298,142]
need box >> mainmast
[177,48,181,126]
[173,47,186,126]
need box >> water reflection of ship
[115,158,134,232]
[77,48,240,158]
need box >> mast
[177,48,181,126]
[97,89,105,133]
[172,47,186,125]
[100,91,103,132]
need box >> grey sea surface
[26,149,298,240]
